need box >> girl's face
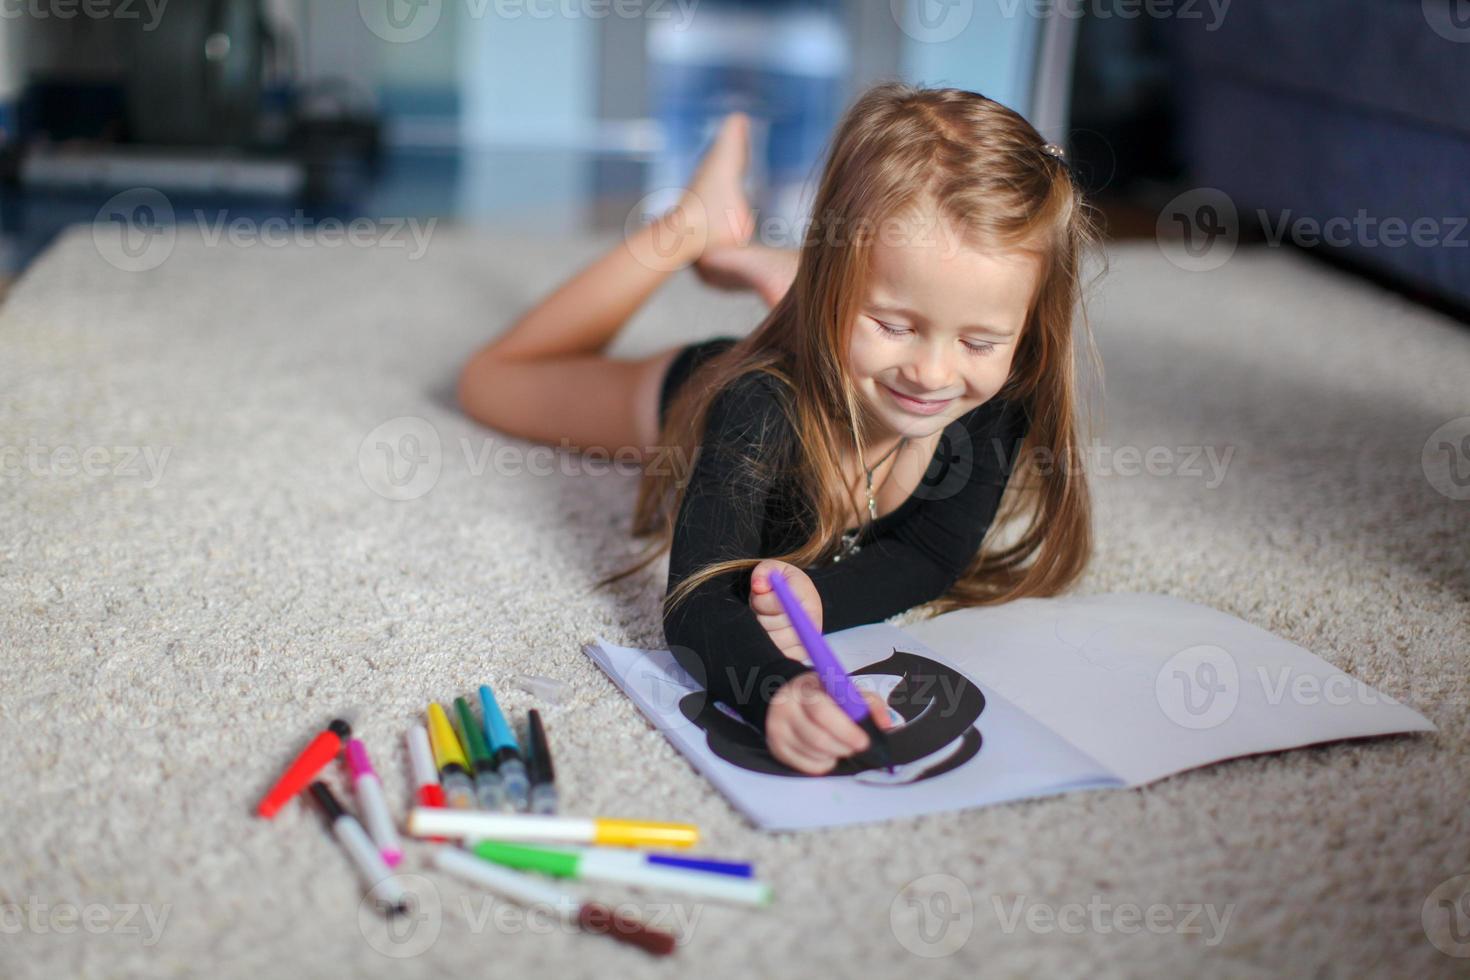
[846,212,1040,441]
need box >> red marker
[408,724,448,842]
[257,719,351,818]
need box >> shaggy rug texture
[1,223,1466,978]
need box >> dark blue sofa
[1162,2,1470,308]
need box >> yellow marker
[427,702,476,809]
[407,808,700,849]
[427,703,470,774]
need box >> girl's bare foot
[681,112,756,253]
[694,243,800,308]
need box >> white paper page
[586,626,1119,832]
[904,592,1437,787]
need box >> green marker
[454,697,509,812]
[470,840,772,908]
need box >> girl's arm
[662,373,813,733]
[662,371,887,774]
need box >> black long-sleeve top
[661,371,1032,733]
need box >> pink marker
[346,739,403,867]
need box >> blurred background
[0,0,1466,314]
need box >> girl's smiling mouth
[881,383,955,415]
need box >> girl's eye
[963,341,997,357]
[871,318,909,338]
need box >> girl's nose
[902,342,956,394]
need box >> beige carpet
[1,222,1466,979]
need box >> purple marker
[767,568,893,772]
[346,738,403,867]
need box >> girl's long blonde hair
[596,81,1105,622]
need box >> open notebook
[585,592,1436,831]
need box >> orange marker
[257,719,351,818]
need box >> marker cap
[594,819,700,849]
[472,839,580,878]
[527,709,555,784]
[454,697,494,765]
[345,739,377,780]
[309,781,347,823]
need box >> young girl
[458,82,1102,776]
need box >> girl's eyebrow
[866,303,1017,339]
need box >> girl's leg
[457,113,756,458]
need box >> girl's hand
[766,673,895,775]
[749,559,821,664]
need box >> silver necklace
[833,436,908,562]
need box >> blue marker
[480,684,530,811]
[646,853,754,878]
